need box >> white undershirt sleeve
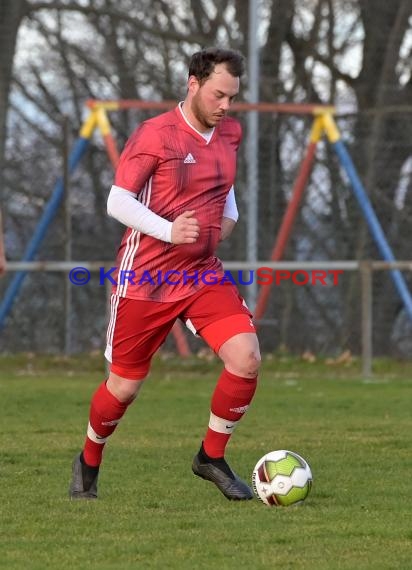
[223,186,239,222]
[107,185,173,242]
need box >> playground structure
[1,100,412,354]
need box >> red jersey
[112,105,242,302]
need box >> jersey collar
[176,102,215,145]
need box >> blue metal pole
[332,139,412,321]
[0,136,90,331]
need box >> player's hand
[171,210,200,244]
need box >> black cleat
[192,444,254,501]
[69,452,99,500]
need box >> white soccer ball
[252,450,313,506]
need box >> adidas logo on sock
[184,153,196,164]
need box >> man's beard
[191,95,215,129]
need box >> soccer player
[69,47,261,501]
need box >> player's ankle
[80,451,100,470]
[201,442,223,461]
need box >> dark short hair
[188,48,245,84]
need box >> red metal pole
[102,133,120,168]
[171,322,191,357]
[254,140,318,322]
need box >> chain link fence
[1,105,412,360]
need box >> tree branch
[26,1,209,45]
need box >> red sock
[83,381,130,467]
[203,369,257,458]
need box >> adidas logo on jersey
[184,153,196,164]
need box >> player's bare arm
[171,210,200,244]
[220,216,236,241]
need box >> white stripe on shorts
[105,293,120,363]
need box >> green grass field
[1,353,412,570]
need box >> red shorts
[105,282,255,379]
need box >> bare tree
[0,0,28,201]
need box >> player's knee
[107,373,146,403]
[231,350,261,379]
[245,350,261,378]
[219,332,261,378]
